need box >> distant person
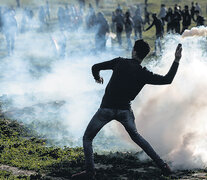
[172,6,181,34]
[2,8,18,55]
[116,4,123,15]
[72,39,182,180]
[114,8,124,46]
[144,6,150,25]
[16,0,20,8]
[133,9,143,40]
[190,2,196,21]
[86,3,96,30]
[195,2,202,14]
[165,7,174,33]
[45,0,50,21]
[159,4,167,25]
[124,11,133,50]
[95,0,100,8]
[95,12,109,50]
[58,7,65,31]
[78,0,85,11]
[194,10,205,26]
[111,11,116,33]
[135,5,141,17]
[181,5,191,33]
[145,13,163,55]
[178,5,182,14]
[145,0,148,7]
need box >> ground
[0,117,206,179]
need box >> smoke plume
[0,4,206,170]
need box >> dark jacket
[165,12,174,24]
[172,11,181,25]
[181,10,191,26]
[92,58,179,109]
[145,17,163,36]
[196,15,205,26]
[124,16,133,33]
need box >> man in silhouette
[145,13,163,55]
[181,5,191,33]
[194,10,205,26]
[72,40,182,179]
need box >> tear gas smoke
[0,5,207,170]
[182,26,207,38]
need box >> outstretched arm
[145,44,182,85]
[145,20,154,31]
[92,58,119,84]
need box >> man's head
[132,39,150,63]
[152,13,157,19]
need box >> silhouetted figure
[145,0,148,7]
[135,5,141,17]
[195,2,202,14]
[2,8,18,55]
[86,3,96,30]
[95,0,100,8]
[116,4,123,15]
[159,4,167,25]
[114,8,124,46]
[58,7,65,31]
[78,0,85,11]
[190,2,195,21]
[145,14,163,55]
[111,11,116,33]
[16,0,20,8]
[181,5,191,34]
[195,10,205,26]
[133,10,143,40]
[165,8,174,33]
[172,6,181,34]
[72,40,182,180]
[144,7,150,25]
[124,11,133,50]
[45,1,50,21]
[95,12,109,51]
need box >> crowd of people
[0,1,206,56]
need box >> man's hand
[174,43,182,63]
[95,77,104,84]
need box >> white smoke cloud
[126,34,207,169]
[182,26,207,38]
[0,4,207,170]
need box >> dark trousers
[83,108,165,172]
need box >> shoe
[161,163,172,176]
[71,170,96,180]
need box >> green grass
[0,117,85,179]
